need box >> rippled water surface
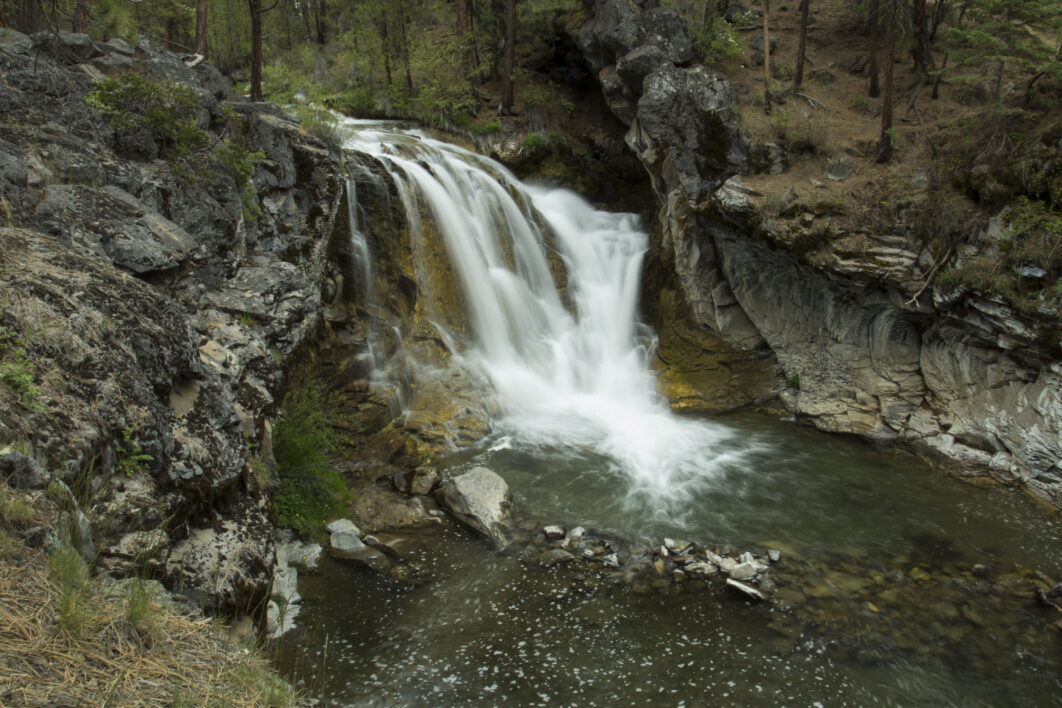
[279,412,1062,707]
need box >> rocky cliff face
[572,0,1062,505]
[0,30,345,610]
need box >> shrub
[50,543,93,639]
[272,384,348,538]
[117,425,153,477]
[87,75,264,220]
[0,309,38,408]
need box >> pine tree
[946,0,1062,105]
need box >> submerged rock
[436,467,513,549]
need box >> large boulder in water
[436,467,513,549]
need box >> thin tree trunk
[993,59,1005,105]
[379,14,393,87]
[931,1,967,99]
[315,0,325,45]
[876,0,896,163]
[763,0,771,115]
[912,0,932,76]
[73,0,87,33]
[868,0,880,97]
[164,15,176,50]
[195,0,208,55]
[457,0,469,34]
[793,0,810,89]
[502,0,516,111]
[929,0,947,41]
[400,5,414,98]
[300,0,313,42]
[249,0,263,101]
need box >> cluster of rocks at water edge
[513,523,780,602]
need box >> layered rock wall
[572,0,1062,505]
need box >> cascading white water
[342,119,752,509]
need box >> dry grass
[0,520,295,707]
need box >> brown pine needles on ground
[0,527,295,707]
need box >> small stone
[768,549,782,563]
[718,557,738,574]
[543,525,565,541]
[730,562,758,580]
[673,569,687,583]
[727,578,767,601]
[825,157,855,182]
[563,526,585,549]
[653,558,667,576]
[602,553,619,568]
[685,562,718,576]
[910,566,931,582]
[810,178,826,189]
[866,602,880,613]
[327,519,365,552]
[665,538,691,554]
[739,552,755,565]
[582,548,594,559]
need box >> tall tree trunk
[912,0,933,76]
[502,0,516,112]
[378,14,393,87]
[762,0,771,115]
[793,0,810,89]
[868,0,880,97]
[300,0,313,42]
[929,0,947,41]
[164,15,176,50]
[195,0,208,55]
[400,5,414,98]
[457,0,469,35]
[249,0,263,101]
[876,0,896,163]
[315,0,325,45]
[73,0,87,33]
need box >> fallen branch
[905,246,953,308]
[794,92,828,110]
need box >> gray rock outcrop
[571,1,1062,505]
[436,467,513,549]
[0,34,347,610]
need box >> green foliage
[87,75,209,162]
[117,425,153,477]
[0,485,34,529]
[126,577,155,630]
[0,309,39,408]
[469,120,503,135]
[661,2,746,63]
[50,543,93,639]
[849,94,872,114]
[87,75,263,220]
[272,384,348,538]
[522,133,548,150]
[945,0,1062,104]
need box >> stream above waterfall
[278,121,1062,705]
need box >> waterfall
[342,120,748,509]
[343,175,373,305]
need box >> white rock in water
[768,549,782,563]
[602,553,619,568]
[730,562,758,580]
[327,519,365,552]
[543,525,566,540]
[727,578,767,601]
[564,526,586,549]
[685,562,718,576]
[436,467,513,549]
